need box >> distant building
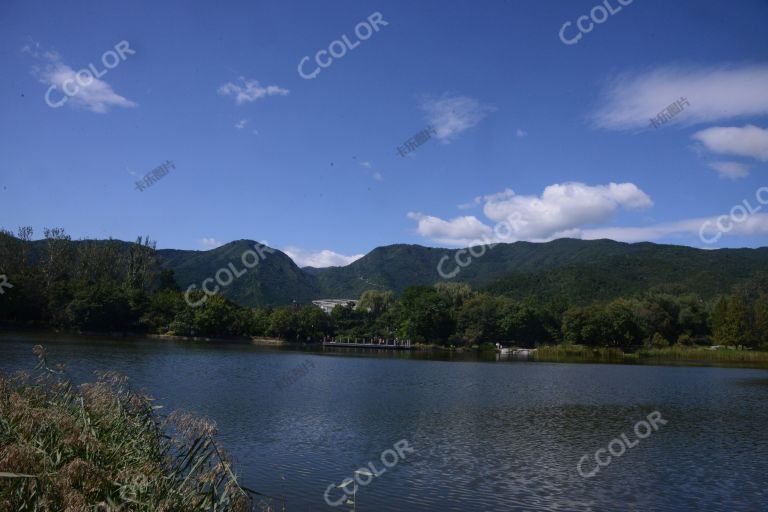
[312,299,358,314]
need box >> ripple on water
[1,335,767,511]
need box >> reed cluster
[533,345,626,361]
[0,346,278,511]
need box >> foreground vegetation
[1,227,767,352]
[0,346,276,511]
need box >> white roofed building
[311,299,358,314]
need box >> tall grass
[637,346,768,363]
[533,345,626,362]
[0,346,281,511]
[533,344,768,365]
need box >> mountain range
[153,239,768,307]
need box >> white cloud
[410,183,768,247]
[457,198,482,210]
[407,212,493,246]
[583,214,768,244]
[21,39,43,58]
[707,161,751,180]
[355,159,381,180]
[31,50,136,113]
[516,128,527,137]
[692,125,768,161]
[283,247,364,268]
[592,64,768,130]
[482,182,653,240]
[482,188,516,203]
[199,238,223,249]
[410,182,653,245]
[458,189,515,210]
[235,119,248,129]
[217,77,289,104]
[419,93,495,143]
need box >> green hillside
[157,240,322,306]
[10,234,768,308]
[483,250,768,304]
[155,238,768,307]
[4,231,768,350]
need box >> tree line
[1,228,766,350]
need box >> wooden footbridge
[322,338,414,350]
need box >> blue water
[1,333,766,511]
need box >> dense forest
[1,228,767,350]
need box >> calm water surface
[1,333,767,511]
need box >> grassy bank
[636,346,768,363]
[532,344,768,366]
[0,346,277,511]
[532,345,627,362]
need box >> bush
[0,346,276,511]
[648,332,670,349]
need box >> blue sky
[1,0,767,266]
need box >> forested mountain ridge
[159,238,768,307]
[10,235,768,307]
[157,240,323,306]
[3,229,767,349]
[483,247,768,305]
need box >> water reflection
[1,333,767,511]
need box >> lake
[1,333,766,511]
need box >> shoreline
[2,329,768,369]
[0,327,286,346]
[531,344,768,369]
